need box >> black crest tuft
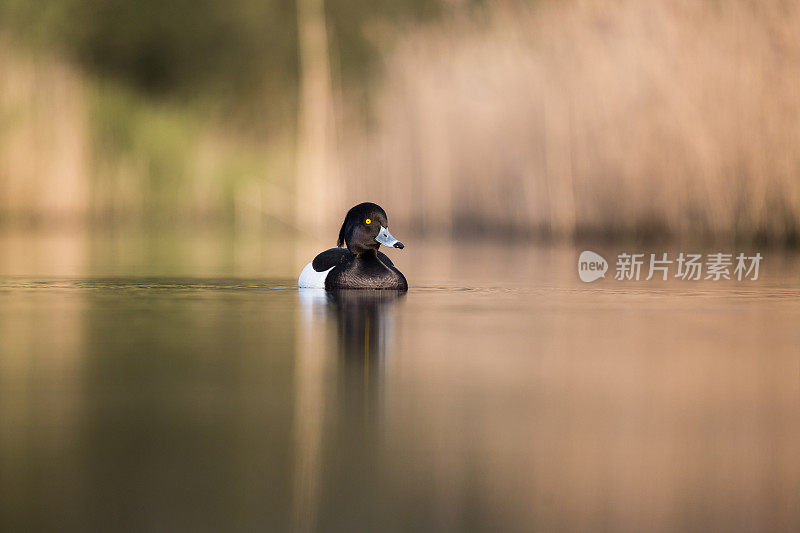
[337,213,348,247]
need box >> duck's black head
[337,202,404,254]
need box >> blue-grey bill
[376,226,404,249]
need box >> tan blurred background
[2,4,800,529]
[1,0,799,252]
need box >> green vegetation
[0,0,447,229]
[1,0,443,110]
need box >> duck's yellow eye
[365,218,371,225]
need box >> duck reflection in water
[298,288,405,366]
[326,289,405,367]
[293,289,405,530]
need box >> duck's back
[298,248,402,289]
[298,248,352,288]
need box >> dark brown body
[312,248,407,290]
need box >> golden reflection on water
[0,231,799,530]
[291,254,800,530]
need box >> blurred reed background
[1,0,799,245]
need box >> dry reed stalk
[340,0,800,244]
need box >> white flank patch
[298,262,334,288]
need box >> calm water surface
[1,237,799,531]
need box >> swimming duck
[298,202,408,290]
